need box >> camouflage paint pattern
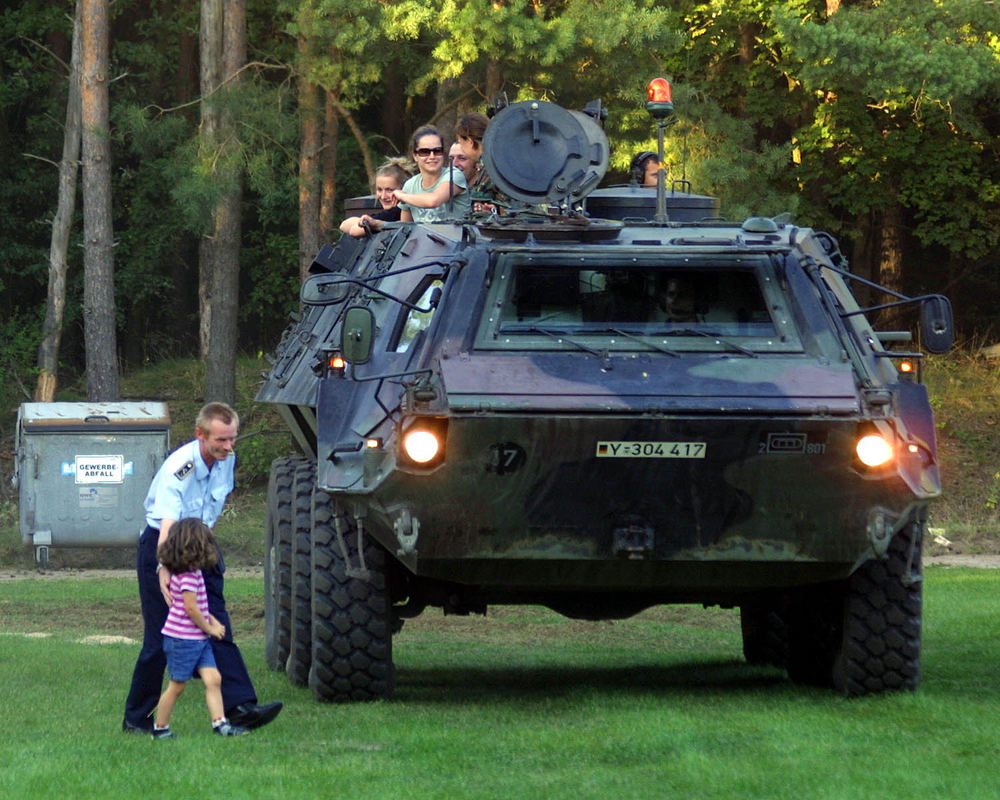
[258,214,941,607]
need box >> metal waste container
[14,402,171,567]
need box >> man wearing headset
[630,151,661,187]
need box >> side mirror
[341,306,374,364]
[301,272,351,306]
[919,295,954,354]
[427,286,443,310]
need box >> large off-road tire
[308,493,395,702]
[285,460,316,686]
[832,522,923,695]
[786,522,923,696]
[740,601,788,669]
[264,456,306,671]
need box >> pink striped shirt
[161,570,209,641]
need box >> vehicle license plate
[595,441,706,458]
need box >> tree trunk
[484,59,503,103]
[877,193,906,329]
[847,210,878,308]
[198,0,222,359]
[298,26,322,283]
[36,0,83,402]
[434,77,462,148]
[204,0,245,404]
[80,0,119,401]
[335,101,374,185]
[380,58,406,149]
[175,0,198,110]
[735,22,760,119]
[319,87,340,244]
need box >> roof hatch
[483,100,609,207]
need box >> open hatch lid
[483,100,609,206]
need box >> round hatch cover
[483,100,609,206]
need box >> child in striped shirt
[152,518,247,738]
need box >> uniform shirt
[398,166,470,222]
[143,439,235,531]
[161,570,209,640]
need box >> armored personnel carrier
[256,93,953,701]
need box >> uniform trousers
[123,525,257,727]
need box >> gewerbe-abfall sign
[74,454,125,484]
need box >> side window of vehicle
[394,279,445,353]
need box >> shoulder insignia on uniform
[174,460,195,480]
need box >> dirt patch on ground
[924,554,1000,568]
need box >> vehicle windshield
[500,264,776,336]
[474,252,805,354]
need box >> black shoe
[122,718,153,735]
[226,701,283,730]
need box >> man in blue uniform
[122,402,282,733]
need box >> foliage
[924,347,1000,548]
[772,0,1000,257]
[1,1,999,529]
[653,85,803,221]
[1,0,999,381]
[281,0,386,102]
[385,1,686,148]
[0,2,75,327]
[0,307,44,414]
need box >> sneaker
[213,721,249,737]
[152,727,177,740]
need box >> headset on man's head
[630,151,658,184]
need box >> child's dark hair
[157,517,219,573]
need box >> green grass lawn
[1,566,999,799]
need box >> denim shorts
[163,635,217,682]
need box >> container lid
[17,402,171,432]
[483,100,609,206]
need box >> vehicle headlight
[402,430,440,463]
[856,434,893,467]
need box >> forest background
[1,0,999,508]
[2,0,998,400]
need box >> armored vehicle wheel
[308,493,395,702]
[832,522,923,695]
[787,522,923,696]
[740,602,788,669]
[285,460,317,686]
[264,456,306,671]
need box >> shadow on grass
[394,660,791,704]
